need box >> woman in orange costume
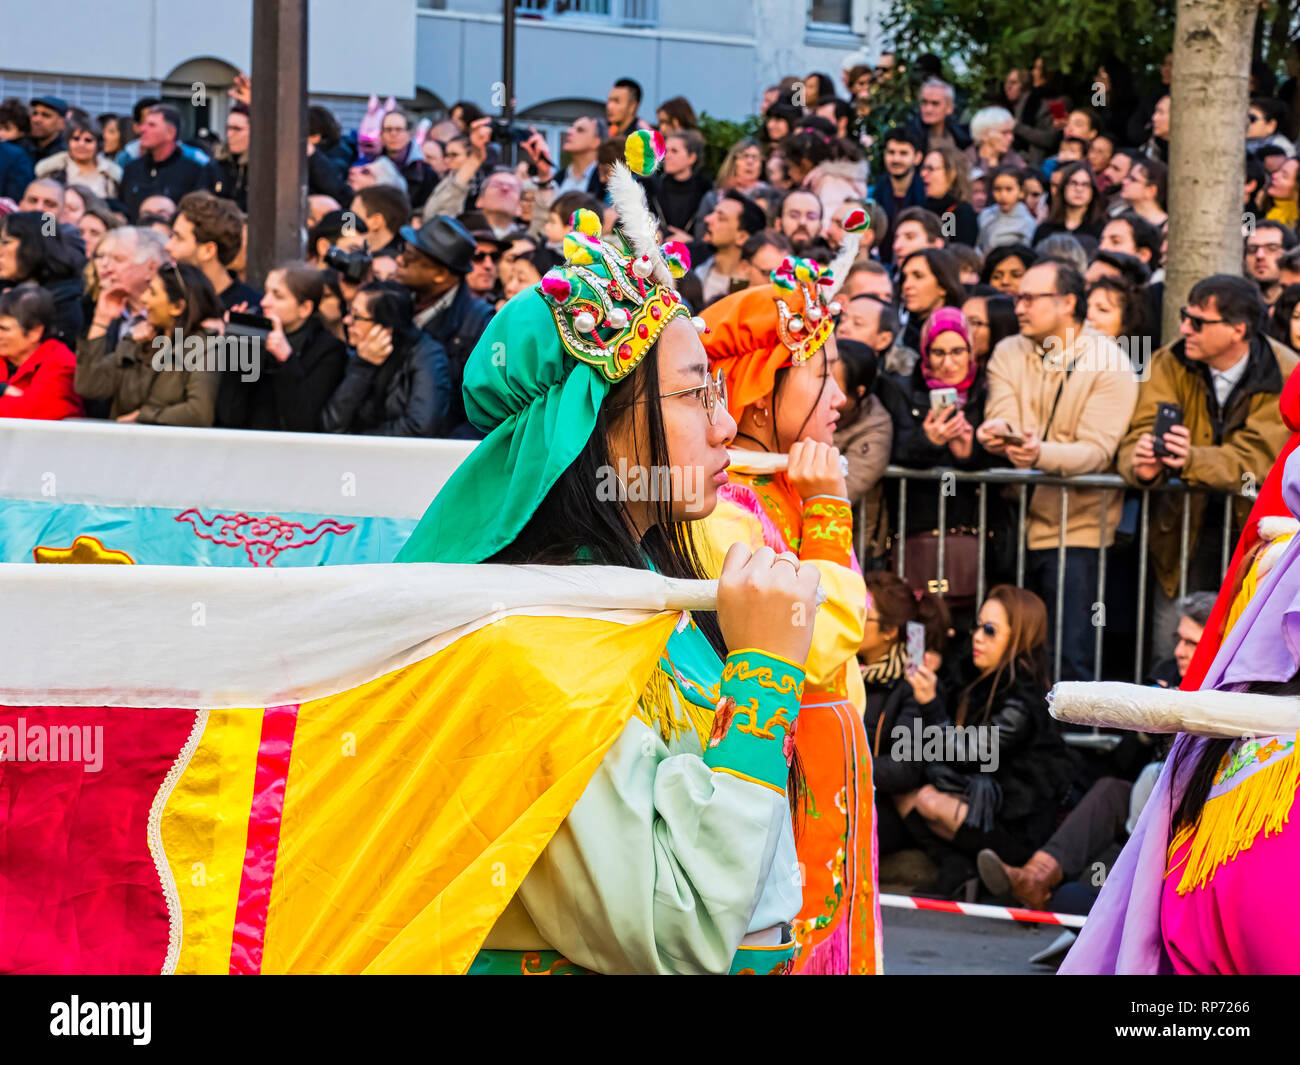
[696,237,881,974]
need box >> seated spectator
[550,116,605,199]
[784,129,868,226]
[655,95,699,135]
[0,109,34,202]
[977,260,1139,681]
[1146,591,1218,689]
[307,105,351,202]
[1099,213,1162,278]
[114,98,210,170]
[1119,275,1298,664]
[500,244,560,305]
[0,282,83,419]
[773,187,825,257]
[84,226,167,364]
[1034,232,1090,275]
[137,195,177,223]
[1266,156,1300,230]
[948,243,983,287]
[651,129,711,241]
[861,570,947,857]
[75,200,120,253]
[1086,133,1115,184]
[976,165,1036,253]
[761,101,801,150]
[458,214,507,305]
[871,127,927,243]
[61,183,110,230]
[473,168,523,240]
[895,585,1077,896]
[1142,95,1170,163]
[1085,274,1147,341]
[35,115,120,200]
[0,210,87,345]
[307,209,369,267]
[320,280,451,437]
[378,108,435,211]
[1245,218,1297,308]
[898,247,965,353]
[843,259,895,302]
[350,185,409,261]
[1117,155,1168,228]
[1032,161,1105,245]
[695,191,766,307]
[394,214,494,437]
[907,78,972,152]
[920,145,978,247]
[1272,282,1300,350]
[880,307,1008,600]
[25,95,68,166]
[1247,98,1295,158]
[542,190,603,253]
[216,262,347,432]
[119,104,207,221]
[891,206,945,267]
[692,137,768,236]
[75,260,221,426]
[307,194,342,228]
[961,290,1017,364]
[833,337,892,544]
[605,76,645,138]
[738,229,792,288]
[839,290,916,376]
[167,191,261,313]
[207,104,250,211]
[18,176,64,216]
[966,107,1024,209]
[979,243,1035,296]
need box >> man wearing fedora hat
[26,96,68,166]
[396,214,495,438]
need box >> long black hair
[490,340,807,819]
[1171,669,1300,837]
[0,211,86,283]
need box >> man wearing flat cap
[26,96,68,166]
[396,214,495,437]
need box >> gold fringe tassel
[1167,735,1300,895]
[636,666,715,750]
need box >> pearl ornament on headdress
[574,310,596,333]
[828,300,842,315]
[691,316,707,335]
[807,306,822,322]
[789,315,804,333]
[607,307,630,329]
[631,255,655,279]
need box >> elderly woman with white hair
[965,106,1025,211]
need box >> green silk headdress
[396,130,700,564]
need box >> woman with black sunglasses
[893,584,1078,897]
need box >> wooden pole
[247,0,308,289]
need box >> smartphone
[225,311,274,342]
[905,621,926,673]
[1048,99,1067,122]
[1151,402,1183,458]
[997,426,1025,447]
[929,387,958,413]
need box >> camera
[324,245,373,285]
[489,118,531,144]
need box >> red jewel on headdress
[637,323,649,339]
[650,304,661,320]
[618,343,633,361]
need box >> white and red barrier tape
[881,892,1087,929]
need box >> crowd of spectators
[2,50,1298,909]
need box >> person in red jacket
[1181,367,1300,689]
[0,281,84,419]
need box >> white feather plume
[606,161,675,289]
[825,230,862,300]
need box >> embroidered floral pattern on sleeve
[704,650,805,794]
[799,496,855,566]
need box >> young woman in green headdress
[397,135,822,974]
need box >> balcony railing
[515,0,659,27]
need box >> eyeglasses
[1014,292,1059,305]
[973,621,998,638]
[345,310,375,323]
[1247,242,1284,255]
[473,250,503,263]
[660,369,729,425]
[929,345,970,361]
[1179,307,1225,331]
[1173,631,1200,649]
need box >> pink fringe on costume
[718,482,789,552]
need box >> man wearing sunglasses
[1118,274,1298,664]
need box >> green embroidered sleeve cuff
[703,649,805,795]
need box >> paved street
[881,905,1073,975]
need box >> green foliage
[881,0,1175,101]
[697,112,761,176]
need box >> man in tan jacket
[977,260,1140,680]
[1118,274,1297,663]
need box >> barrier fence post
[1178,493,1191,600]
[1221,493,1233,582]
[1135,489,1151,684]
[936,483,947,596]
[1094,491,1108,681]
[1016,483,1028,588]
[1054,489,1068,683]
[976,482,988,606]
[896,478,908,579]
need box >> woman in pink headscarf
[878,306,1014,608]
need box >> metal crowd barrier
[860,465,1252,687]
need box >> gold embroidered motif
[721,658,802,694]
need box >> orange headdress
[700,210,868,421]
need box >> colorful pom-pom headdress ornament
[536,128,697,381]
[395,133,700,565]
[701,207,870,422]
